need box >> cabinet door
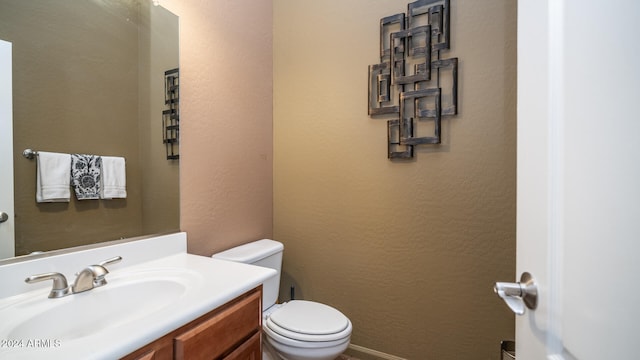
[132,350,157,360]
[174,290,261,360]
[223,332,261,360]
[121,338,172,360]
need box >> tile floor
[336,355,360,360]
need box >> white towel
[36,151,71,203]
[100,156,127,199]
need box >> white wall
[0,39,14,259]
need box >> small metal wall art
[368,0,459,159]
[163,68,179,160]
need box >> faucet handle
[92,256,121,287]
[89,265,110,287]
[99,256,122,267]
[25,272,71,298]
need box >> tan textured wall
[139,5,180,235]
[167,0,274,255]
[273,0,517,358]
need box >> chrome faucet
[72,256,122,293]
[72,264,109,293]
[25,256,122,298]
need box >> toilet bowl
[212,239,352,360]
[263,300,352,360]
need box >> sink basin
[0,268,202,341]
[0,241,276,360]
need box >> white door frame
[517,0,567,357]
[0,39,15,259]
[516,1,553,357]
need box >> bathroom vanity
[0,232,275,360]
[123,286,262,360]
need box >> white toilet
[212,239,352,360]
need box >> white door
[0,39,14,259]
[515,1,640,359]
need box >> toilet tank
[212,239,283,309]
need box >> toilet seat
[265,300,352,343]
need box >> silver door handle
[494,272,537,315]
[0,212,8,223]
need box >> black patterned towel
[71,154,102,200]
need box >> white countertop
[0,232,276,359]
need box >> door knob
[494,272,537,315]
[0,212,8,223]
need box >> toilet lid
[267,300,351,341]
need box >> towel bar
[22,149,38,159]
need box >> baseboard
[345,344,408,360]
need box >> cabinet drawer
[174,290,261,360]
[223,332,261,360]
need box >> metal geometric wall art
[163,68,180,160]
[368,0,459,159]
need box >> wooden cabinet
[223,332,261,360]
[122,286,262,360]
